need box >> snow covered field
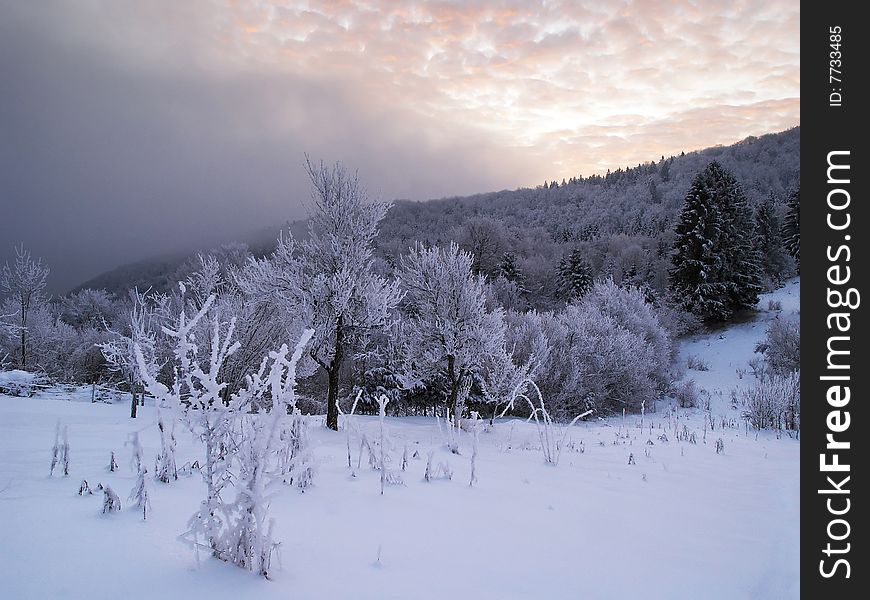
[0,282,800,600]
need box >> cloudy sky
[1,0,799,293]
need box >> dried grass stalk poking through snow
[128,432,151,520]
[496,380,591,466]
[469,412,481,486]
[49,421,70,477]
[376,394,403,494]
[154,410,178,483]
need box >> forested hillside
[73,128,799,306]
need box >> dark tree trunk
[20,303,26,369]
[325,316,345,431]
[130,376,138,418]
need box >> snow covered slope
[0,282,800,599]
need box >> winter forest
[1,128,801,598]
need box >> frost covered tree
[399,243,507,451]
[1,244,49,369]
[782,186,800,264]
[669,162,762,322]
[99,289,166,418]
[238,159,401,430]
[581,279,672,390]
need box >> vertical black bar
[802,3,867,597]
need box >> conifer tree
[669,161,762,321]
[558,249,594,300]
[782,186,800,263]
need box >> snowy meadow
[0,282,800,600]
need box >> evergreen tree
[782,186,800,263]
[755,192,790,283]
[669,162,762,321]
[559,248,594,300]
[498,252,521,282]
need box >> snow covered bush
[134,290,314,578]
[0,370,45,397]
[672,380,699,408]
[740,372,800,432]
[581,279,672,388]
[758,316,800,375]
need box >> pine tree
[754,192,790,283]
[559,248,593,300]
[782,186,800,263]
[669,161,762,321]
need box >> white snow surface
[0,281,799,599]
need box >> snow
[0,369,37,386]
[0,281,800,599]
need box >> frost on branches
[237,159,400,431]
[99,289,167,418]
[133,290,314,578]
[399,242,509,453]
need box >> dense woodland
[1,128,800,423]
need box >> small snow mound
[0,370,44,396]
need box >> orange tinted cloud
[30,0,799,187]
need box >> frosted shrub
[672,380,698,408]
[282,412,316,491]
[582,279,673,387]
[759,316,800,375]
[686,355,709,371]
[536,301,662,417]
[741,372,800,431]
[108,451,118,473]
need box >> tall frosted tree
[782,186,800,263]
[669,162,761,322]
[399,243,508,451]
[1,244,50,369]
[238,159,401,430]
